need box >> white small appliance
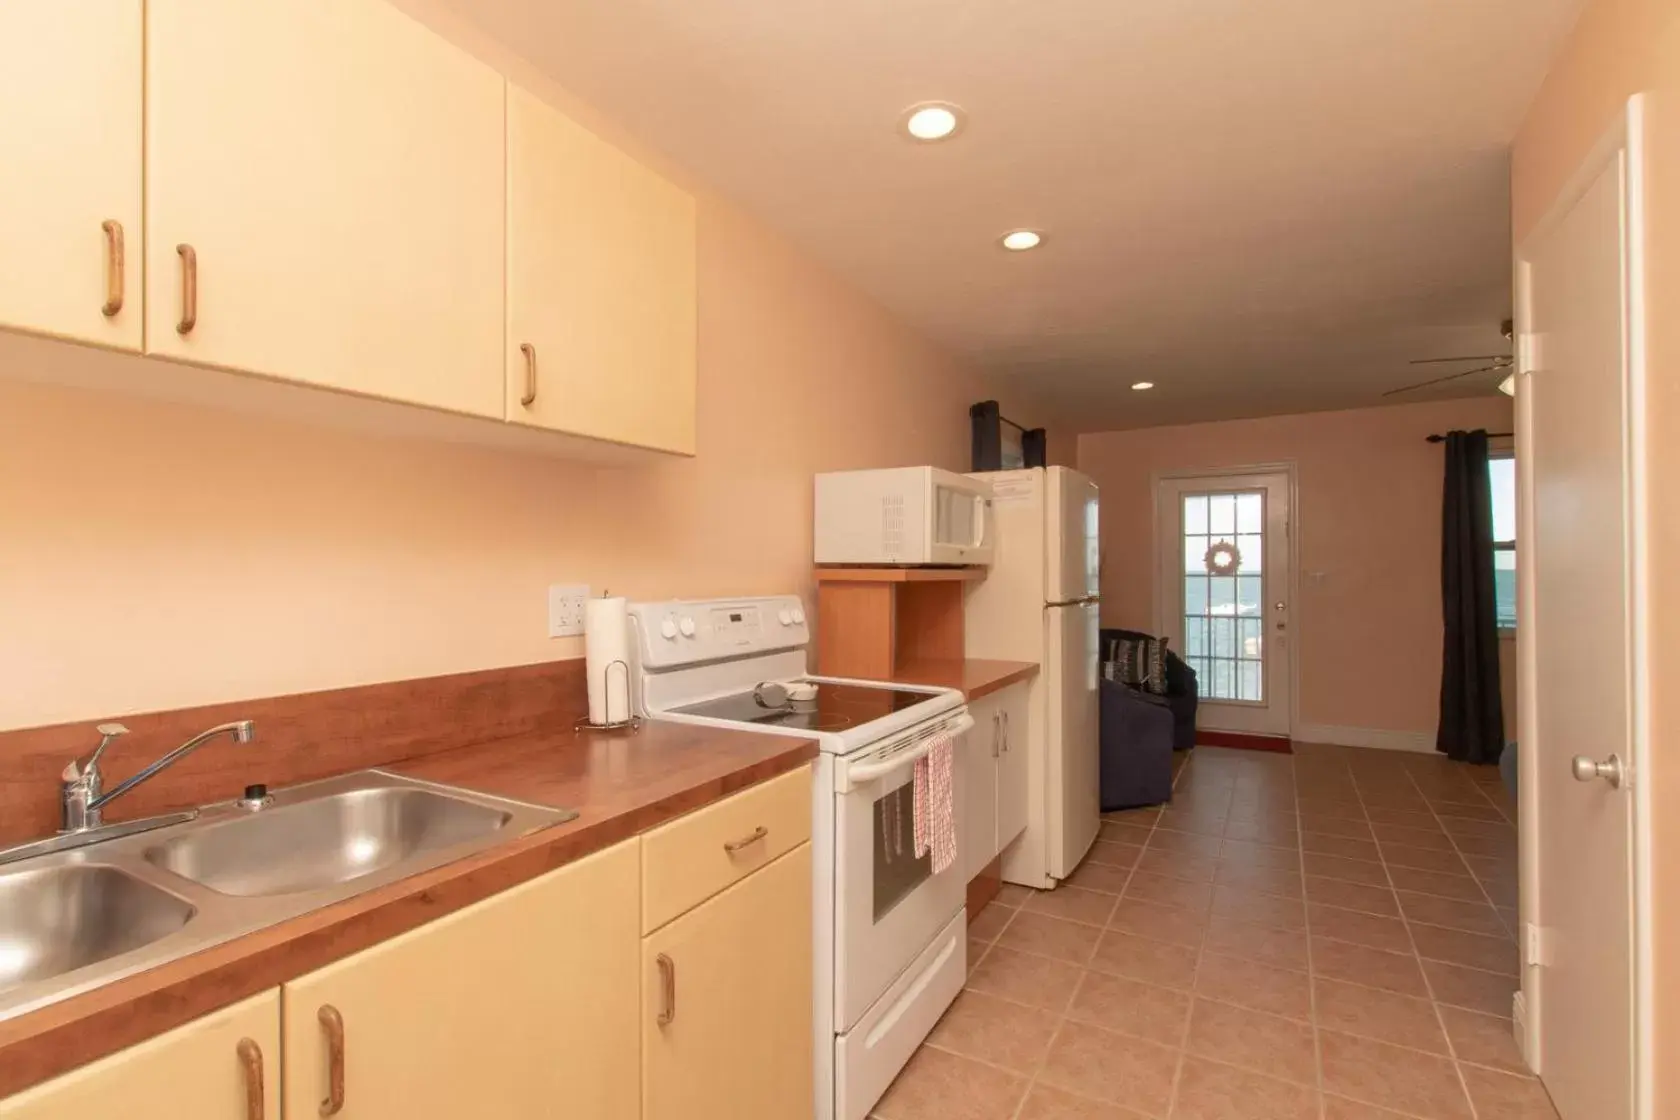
[629,596,972,1120]
[964,467,1102,888]
[814,466,994,566]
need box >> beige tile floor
[872,744,1557,1120]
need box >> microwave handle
[839,712,975,790]
[973,493,991,550]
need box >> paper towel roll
[585,596,631,725]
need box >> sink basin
[144,786,516,897]
[0,865,195,995]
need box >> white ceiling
[452,0,1585,430]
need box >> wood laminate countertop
[891,658,1038,701]
[0,722,815,1096]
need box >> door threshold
[1195,729,1293,754]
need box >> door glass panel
[1181,490,1266,703]
[872,782,931,922]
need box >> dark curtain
[1437,429,1505,763]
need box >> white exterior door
[1156,471,1294,737]
[1516,98,1648,1120]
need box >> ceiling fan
[1383,319,1515,397]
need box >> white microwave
[814,467,993,566]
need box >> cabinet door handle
[236,1038,265,1120]
[100,220,124,317]
[722,825,768,854]
[318,1004,345,1117]
[991,712,1000,758]
[1001,711,1010,753]
[176,244,197,335]
[656,953,677,1027]
[519,341,538,406]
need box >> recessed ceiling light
[1131,381,1155,391]
[901,102,965,142]
[1000,230,1042,252]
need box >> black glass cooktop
[671,680,934,732]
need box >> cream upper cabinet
[281,838,641,1120]
[145,0,505,417]
[0,990,279,1120]
[0,1,142,351]
[643,845,813,1120]
[507,83,697,454]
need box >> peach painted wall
[1512,0,1680,1107]
[1077,397,1513,737]
[0,39,1060,731]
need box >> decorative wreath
[1204,540,1241,577]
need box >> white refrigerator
[965,466,1102,888]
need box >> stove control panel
[629,595,810,670]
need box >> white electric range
[629,595,973,1120]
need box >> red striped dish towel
[912,734,957,874]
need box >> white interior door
[1156,471,1294,737]
[1516,99,1646,1120]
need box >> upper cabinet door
[145,0,505,418]
[0,2,142,350]
[507,84,697,454]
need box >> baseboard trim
[1292,723,1437,754]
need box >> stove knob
[790,607,806,625]
[778,609,793,626]
[660,618,678,641]
[679,616,697,638]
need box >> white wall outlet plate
[548,584,590,638]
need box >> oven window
[872,782,933,922]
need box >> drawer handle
[176,244,197,335]
[722,825,768,854]
[236,1037,264,1120]
[318,1004,345,1117]
[100,220,124,317]
[656,952,677,1027]
[519,341,538,407]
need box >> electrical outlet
[548,585,590,638]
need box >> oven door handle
[838,712,974,790]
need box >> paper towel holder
[574,659,642,734]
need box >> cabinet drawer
[642,765,812,933]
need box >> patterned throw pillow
[1141,638,1168,696]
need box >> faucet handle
[82,722,131,775]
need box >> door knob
[1571,754,1625,789]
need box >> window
[1490,454,1516,629]
[1181,491,1265,701]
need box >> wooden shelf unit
[813,566,983,680]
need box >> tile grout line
[1298,750,1332,1120]
[1162,749,1220,1120]
[1392,763,1484,1120]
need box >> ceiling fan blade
[1382,365,1500,397]
[1407,354,1512,365]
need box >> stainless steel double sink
[0,770,575,1022]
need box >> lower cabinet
[0,990,279,1120]
[963,681,1032,879]
[281,838,641,1120]
[642,843,813,1120]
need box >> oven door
[832,710,972,1030]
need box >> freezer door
[1045,600,1101,879]
[963,470,1047,661]
[1047,467,1100,604]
